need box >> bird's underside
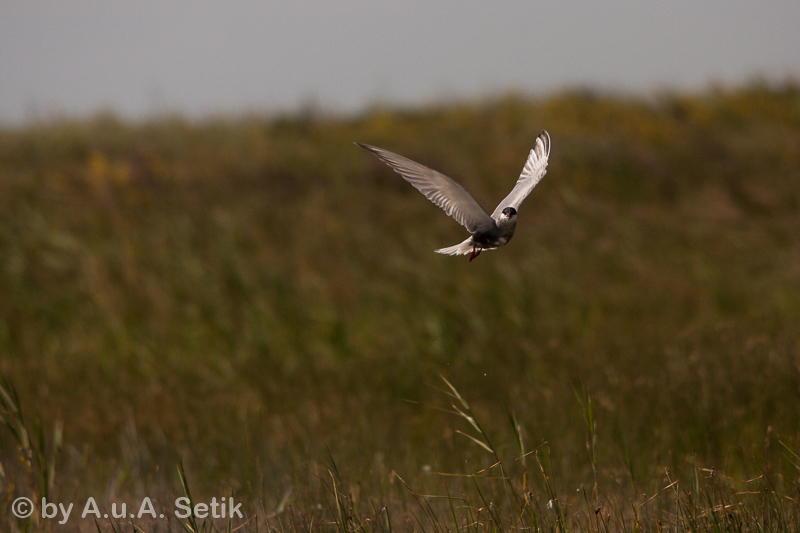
[435,237,498,261]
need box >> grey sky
[2,1,799,124]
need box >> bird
[355,130,550,261]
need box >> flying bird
[356,130,550,261]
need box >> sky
[1,1,799,124]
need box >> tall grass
[0,83,799,530]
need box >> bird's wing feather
[356,143,494,233]
[490,130,551,221]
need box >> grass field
[1,83,800,531]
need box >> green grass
[1,82,800,531]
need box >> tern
[356,130,550,261]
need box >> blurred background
[1,2,800,531]
[2,1,799,123]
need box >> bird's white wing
[356,143,495,234]
[490,130,551,221]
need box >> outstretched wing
[490,130,551,221]
[356,143,495,234]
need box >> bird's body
[356,130,550,261]
[435,206,518,260]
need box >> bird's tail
[435,237,474,256]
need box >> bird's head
[500,207,517,221]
